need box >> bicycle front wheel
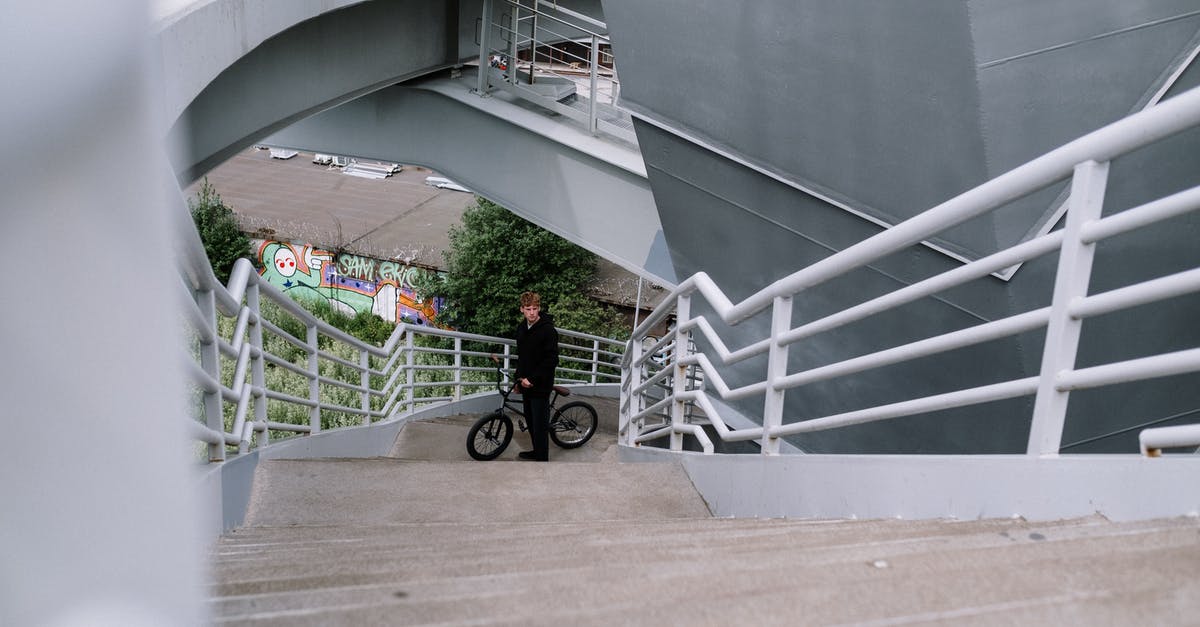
[549,401,597,449]
[467,412,513,461]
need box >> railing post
[360,348,371,426]
[405,331,416,415]
[591,339,600,384]
[1027,160,1110,456]
[453,337,463,401]
[246,283,268,450]
[670,295,692,451]
[474,0,494,96]
[308,324,321,434]
[589,33,599,134]
[198,289,225,462]
[761,296,793,455]
[623,336,644,446]
[507,1,520,87]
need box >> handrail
[475,0,631,142]
[621,84,1200,457]
[179,213,626,463]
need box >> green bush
[416,196,628,341]
[189,179,251,284]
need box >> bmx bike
[466,360,598,461]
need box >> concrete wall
[254,239,445,325]
[620,445,1200,523]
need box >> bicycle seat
[553,385,571,397]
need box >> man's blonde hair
[520,291,541,308]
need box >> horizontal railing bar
[180,284,215,345]
[775,308,1051,391]
[772,377,1039,437]
[316,401,372,418]
[262,388,317,408]
[779,231,1065,348]
[258,318,310,355]
[183,358,220,394]
[316,375,378,396]
[633,425,673,444]
[1140,424,1200,456]
[260,352,314,379]
[631,365,674,397]
[1080,184,1200,244]
[683,353,771,400]
[1055,347,1200,392]
[1070,267,1200,320]
[684,317,773,366]
[264,421,312,434]
[256,280,390,358]
[189,420,226,446]
[500,0,609,38]
[535,0,607,30]
[630,396,673,425]
[677,391,764,442]
[630,85,1200,341]
[316,348,366,370]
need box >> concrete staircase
[208,398,1200,625]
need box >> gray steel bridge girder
[266,83,677,286]
[166,0,473,184]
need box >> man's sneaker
[517,451,538,460]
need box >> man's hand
[520,377,532,388]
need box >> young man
[514,291,558,461]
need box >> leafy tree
[190,178,251,284]
[417,196,628,341]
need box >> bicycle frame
[491,364,569,431]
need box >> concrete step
[210,514,1200,625]
[243,457,712,526]
[210,394,1200,624]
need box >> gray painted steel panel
[606,0,1200,259]
[169,0,464,183]
[603,0,1200,453]
[621,446,1200,522]
[265,80,676,285]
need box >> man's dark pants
[522,395,551,461]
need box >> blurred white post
[0,1,205,625]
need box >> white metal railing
[621,85,1200,457]
[475,0,633,143]
[178,225,624,462]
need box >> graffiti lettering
[378,261,402,283]
[256,239,444,326]
[337,253,376,280]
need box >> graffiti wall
[254,239,444,326]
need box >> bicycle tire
[549,401,597,449]
[467,412,513,461]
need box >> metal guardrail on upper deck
[620,85,1200,458]
[474,0,635,144]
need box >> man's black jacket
[515,312,558,397]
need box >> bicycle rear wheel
[467,412,513,461]
[549,401,597,449]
